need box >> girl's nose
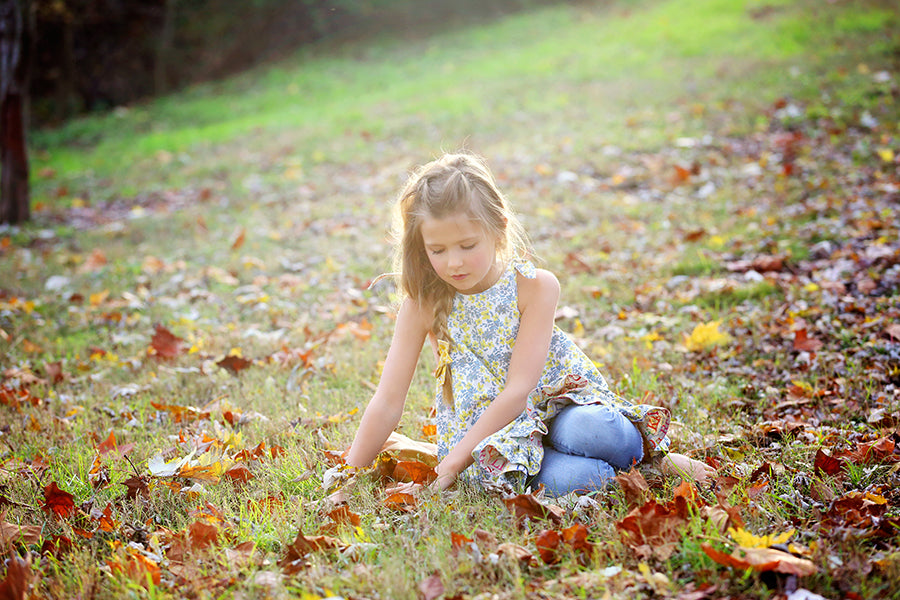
[448,251,463,268]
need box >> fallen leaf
[42,482,75,519]
[0,555,32,599]
[150,325,184,359]
[419,572,444,600]
[502,492,563,527]
[683,321,731,352]
[216,355,252,374]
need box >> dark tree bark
[0,0,29,225]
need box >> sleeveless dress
[432,259,671,487]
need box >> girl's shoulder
[397,296,432,330]
[516,267,560,312]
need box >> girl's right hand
[384,481,424,496]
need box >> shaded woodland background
[30,0,553,126]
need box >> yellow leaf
[877,148,894,163]
[728,527,795,549]
[683,321,731,352]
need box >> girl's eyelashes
[428,242,478,255]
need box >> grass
[3,0,900,598]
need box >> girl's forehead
[420,213,486,241]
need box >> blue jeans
[530,403,644,496]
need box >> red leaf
[150,325,183,359]
[41,482,75,519]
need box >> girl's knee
[548,404,643,467]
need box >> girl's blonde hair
[391,152,530,345]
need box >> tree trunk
[0,0,29,225]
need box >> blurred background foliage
[31,0,557,126]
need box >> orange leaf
[392,460,437,485]
[42,482,75,519]
[383,492,417,512]
[535,529,561,564]
[109,553,160,587]
[98,503,118,532]
[230,227,245,250]
[97,431,118,455]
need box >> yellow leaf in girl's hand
[728,527,794,549]
[683,321,731,352]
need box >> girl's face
[420,212,500,295]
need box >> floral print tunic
[433,259,671,487]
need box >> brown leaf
[0,554,32,600]
[223,464,254,484]
[419,572,444,600]
[616,496,690,558]
[41,482,75,519]
[43,361,65,384]
[615,468,650,509]
[122,475,150,500]
[502,492,563,527]
[793,329,823,352]
[189,520,219,551]
[97,503,118,532]
[0,516,42,546]
[326,506,361,528]
[150,325,184,359]
[278,531,346,574]
[813,449,845,477]
[883,323,900,342]
[216,355,252,374]
[561,523,594,557]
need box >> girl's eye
[429,249,444,255]
[461,243,476,250]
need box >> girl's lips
[451,274,467,281]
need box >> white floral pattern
[433,259,671,487]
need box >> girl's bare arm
[436,269,560,486]
[345,298,429,467]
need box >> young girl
[341,152,714,497]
